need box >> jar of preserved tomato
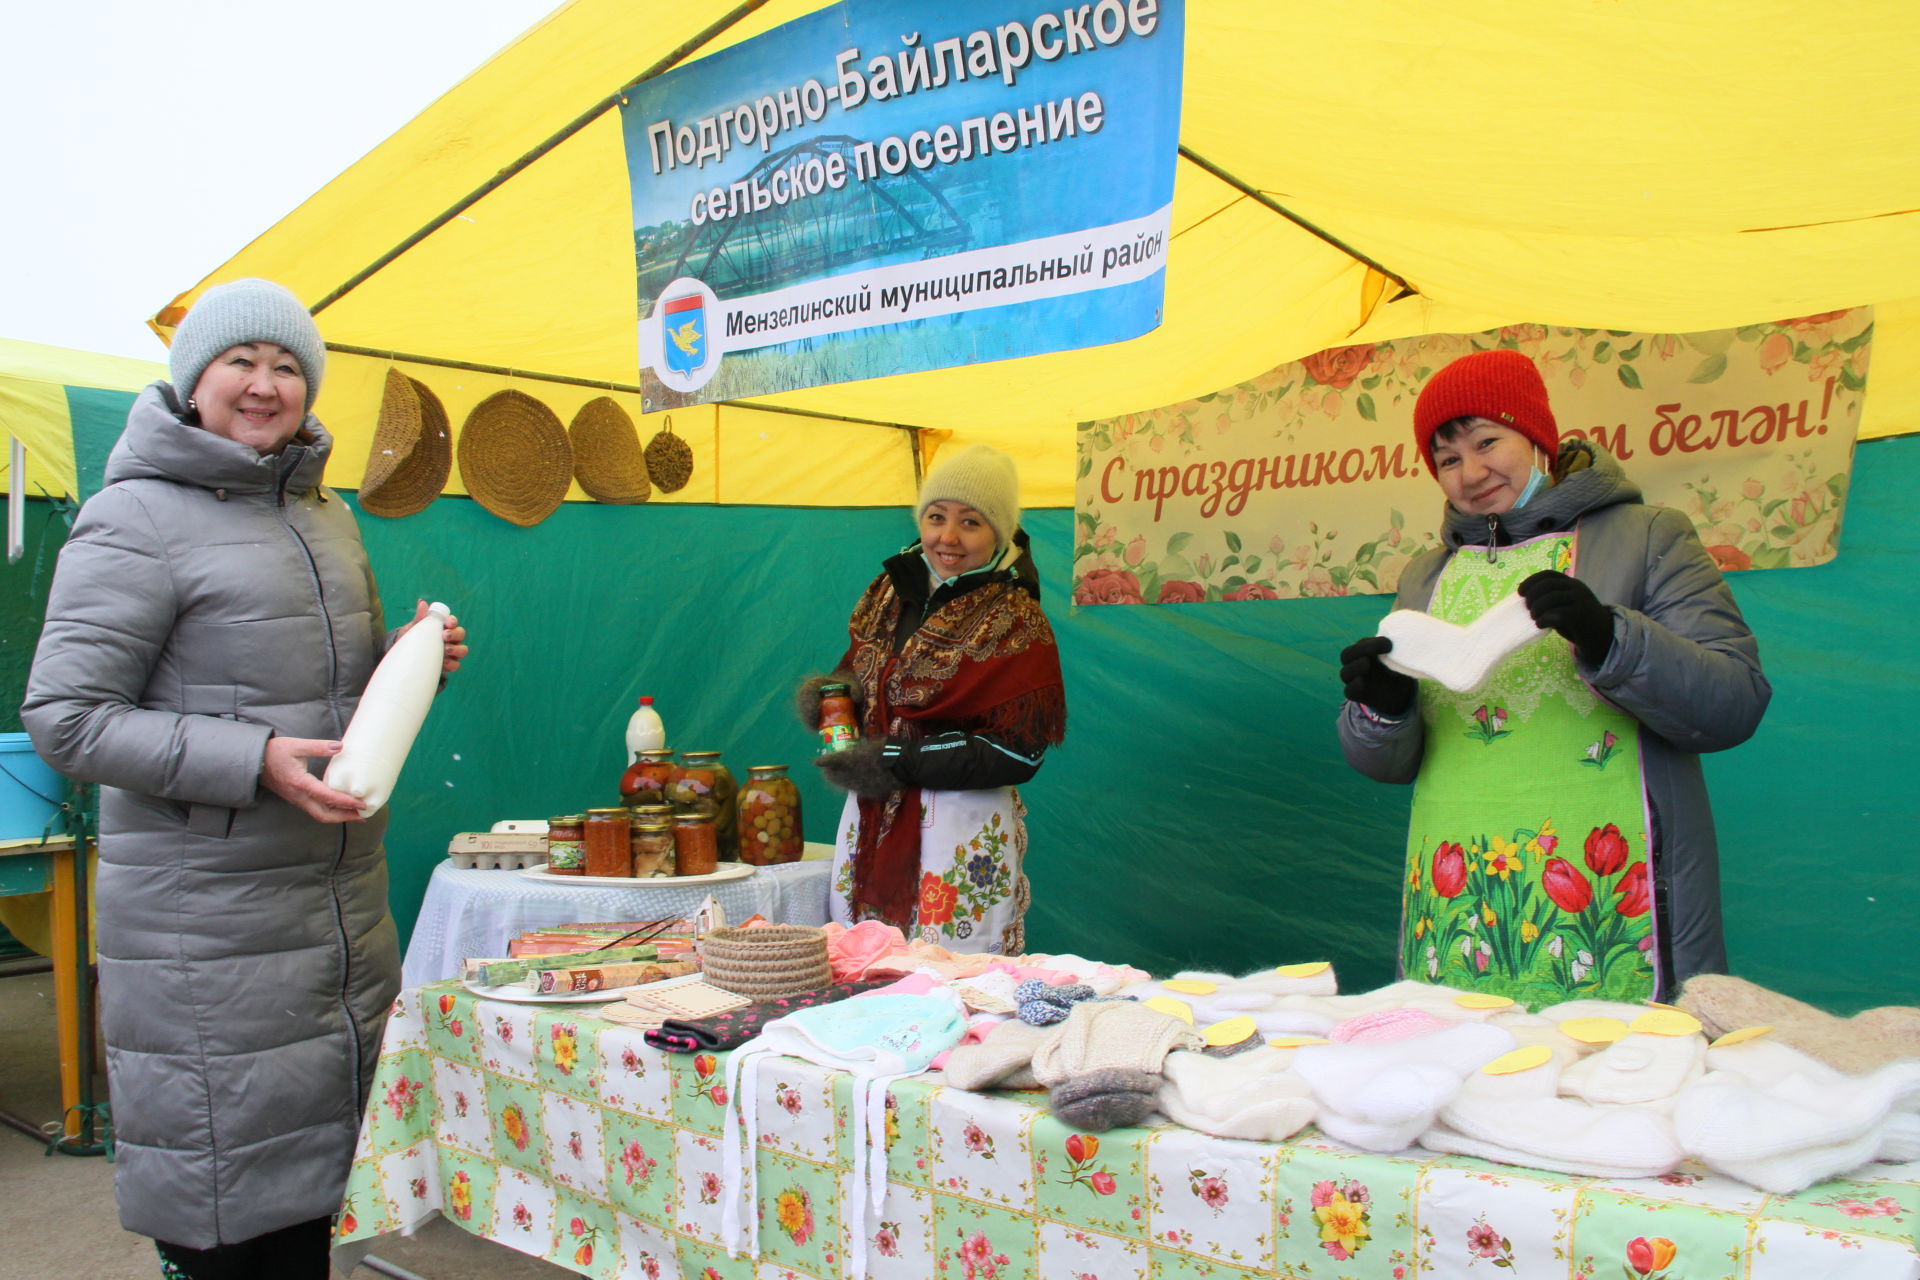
[546,814,587,875]
[583,807,632,877]
[671,751,738,857]
[672,810,720,877]
[630,813,675,877]
[737,764,804,865]
[620,749,678,805]
[817,682,859,754]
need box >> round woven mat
[644,416,695,493]
[360,368,451,518]
[457,389,573,527]
[699,924,832,1000]
[569,396,651,504]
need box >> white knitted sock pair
[1293,1023,1516,1151]
[1157,1046,1317,1142]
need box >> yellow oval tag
[1267,1036,1329,1049]
[1454,993,1516,1009]
[1144,996,1195,1024]
[1628,1009,1703,1037]
[1162,979,1219,995]
[1558,1016,1630,1045]
[1481,1044,1554,1075]
[1274,962,1331,977]
[1202,1016,1256,1047]
[1709,1024,1774,1048]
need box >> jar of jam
[620,748,678,805]
[817,682,860,754]
[630,813,675,877]
[671,751,738,858]
[737,764,804,865]
[672,810,719,877]
[546,814,586,875]
[583,807,632,877]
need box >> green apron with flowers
[1398,532,1656,1009]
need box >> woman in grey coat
[22,280,466,1278]
[1337,349,1768,1008]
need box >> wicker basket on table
[697,925,832,1000]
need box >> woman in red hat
[1337,348,1769,1008]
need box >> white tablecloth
[399,853,833,987]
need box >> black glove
[1339,636,1416,716]
[814,737,900,797]
[1518,570,1614,665]
[792,670,861,731]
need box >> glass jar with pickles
[620,748,678,805]
[670,750,738,858]
[737,764,803,865]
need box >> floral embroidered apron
[831,787,1029,955]
[1399,533,1657,1008]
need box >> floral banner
[1072,309,1870,604]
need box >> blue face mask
[1511,453,1552,510]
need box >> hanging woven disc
[457,389,573,527]
[360,368,451,518]
[643,414,695,493]
[568,396,651,504]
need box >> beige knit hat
[917,444,1021,555]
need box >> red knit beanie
[1412,349,1559,476]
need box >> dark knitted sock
[1049,1068,1160,1131]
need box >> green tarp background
[5,406,1914,1013]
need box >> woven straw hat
[457,389,573,527]
[569,396,652,504]
[698,924,832,1000]
[359,367,452,518]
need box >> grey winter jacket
[22,384,400,1248]
[1337,440,1769,995]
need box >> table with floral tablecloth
[336,981,1920,1280]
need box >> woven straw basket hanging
[569,396,651,504]
[698,924,832,1000]
[457,389,573,527]
[643,414,694,493]
[359,367,451,518]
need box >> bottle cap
[819,682,850,696]
[638,695,653,705]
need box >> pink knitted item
[1330,1007,1451,1044]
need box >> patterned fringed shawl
[837,570,1067,926]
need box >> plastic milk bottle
[625,695,667,762]
[324,602,449,817]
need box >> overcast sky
[1,0,560,363]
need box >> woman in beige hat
[799,444,1067,954]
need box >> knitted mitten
[1677,974,1920,1075]
[1014,979,1100,1026]
[1049,1068,1160,1132]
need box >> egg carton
[447,832,550,870]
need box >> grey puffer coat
[1338,440,1770,995]
[22,384,400,1248]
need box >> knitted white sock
[1029,999,1203,1087]
[1294,1023,1514,1152]
[1157,1047,1317,1142]
[1673,1059,1920,1164]
[1559,1032,1707,1105]
[1702,1036,1853,1089]
[940,1018,1057,1091]
[1425,1058,1685,1179]
[1378,593,1544,694]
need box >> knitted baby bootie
[1015,979,1099,1026]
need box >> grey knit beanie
[917,444,1021,555]
[169,278,326,412]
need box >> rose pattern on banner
[1075,312,1867,603]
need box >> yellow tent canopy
[154,0,1920,509]
[0,338,166,501]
